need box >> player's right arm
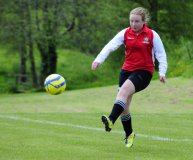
[91,29,126,70]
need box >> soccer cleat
[125,132,135,148]
[101,115,113,132]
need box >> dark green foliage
[0,0,193,93]
[0,48,119,93]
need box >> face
[129,14,145,33]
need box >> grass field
[0,77,193,160]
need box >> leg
[120,70,152,147]
[107,69,152,127]
[102,79,135,132]
[102,70,152,147]
[120,95,135,147]
[121,94,133,115]
[121,95,133,135]
[109,79,135,123]
[116,79,135,103]
[109,79,135,124]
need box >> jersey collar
[129,24,148,35]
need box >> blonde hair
[130,7,151,24]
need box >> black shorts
[119,69,152,92]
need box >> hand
[160,76,166,83]
[91,61,100,70]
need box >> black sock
[109,100,125,124]
[121,114,133,137]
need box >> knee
[118,87,133,99]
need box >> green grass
[0,77,193,160]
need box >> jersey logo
[142,37,149,44]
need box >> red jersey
[94,25,167,76]
[123,25,154,74]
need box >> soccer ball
[44,74,66,95]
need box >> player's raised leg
[102,79,135,132]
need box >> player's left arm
[152,30,168,83]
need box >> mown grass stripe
[0,115,192,143]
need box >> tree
[34,0,77,85]
[1,0,193,92]
[26,0,38,87]
[0,0,38,88]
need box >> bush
[0,39,193,94]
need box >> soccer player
[91,7,168,148]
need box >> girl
[91,7,167,148]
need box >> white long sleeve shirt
[94,26,167,76]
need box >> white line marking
[0,115,192,143]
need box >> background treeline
[0,0,193,93]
